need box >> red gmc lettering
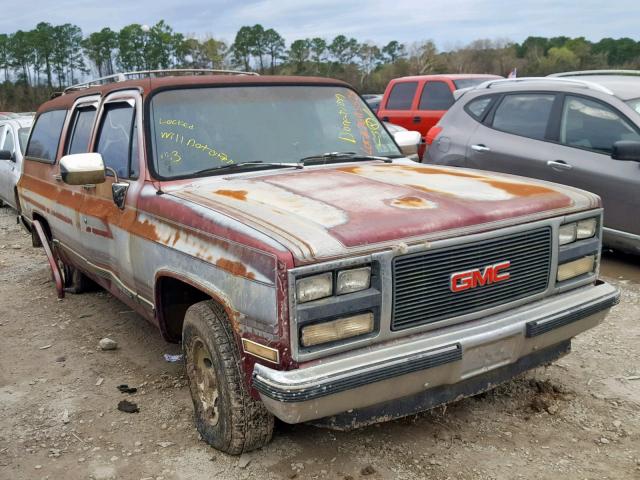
[450,261,511,292]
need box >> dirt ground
[0,205,638,480]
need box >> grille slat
[395,239,550,274]
[392,227,552,331]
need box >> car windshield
[626,97,640,115]
[453,78,494,89]
[150,85,401,178]
[18,127,30,154]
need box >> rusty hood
[168,161,599,264]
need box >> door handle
[546,160,572,171]
[413,116,421,123]
[471,144,491,152]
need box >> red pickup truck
[18,70,618,454]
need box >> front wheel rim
[189,338,220,426]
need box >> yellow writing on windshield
[345,91,373,155]
[158,131,235,166]
[185,138,234,164]
[159,118,195,130]
[335,93,356,144]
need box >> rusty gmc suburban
[18,70,619,454]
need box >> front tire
[183,300,274,454]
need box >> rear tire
[183,300,274,454]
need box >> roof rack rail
[549,69,640,78]
[476,77,614,95]
[63,69,259,94]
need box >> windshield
[453,78,494,89]
[18,127,30,154]
[626,98,640,115]
[150,85,401,178]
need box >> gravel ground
[0,205,638,480]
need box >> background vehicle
[0,115,33,210]
[18,70,616,454]
[377,74,502,155]
[363,94,383,113]
[424,75,640,254]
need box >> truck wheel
[183,300,274,454]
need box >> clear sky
[2,0,639,49]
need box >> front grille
[392,227,552,331]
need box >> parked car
[0,115,33,210]
[363,94,383,113]
[377,74,502,156]
[19,70,617,454]
[423,75,640,255]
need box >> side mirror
[394,130,422,157]
[59,153,106,185]
[0,149,13,161]
[611,140,640,162]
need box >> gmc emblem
[450,261,511,292]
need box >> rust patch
[390,196,436,209]
[216,258,256,280]
[392,164,482,178]
[482,179,557,197]
[215,189,248,201]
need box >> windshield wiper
[191,161,303,177]
[299,152,399,166]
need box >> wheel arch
[154,271,239,343]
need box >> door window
[560,95,640,154]
[67,107,97,154]
[25,110,67,162]
[385,82,418,110]
[492,94,555,140]
[418,81,454,110]
[96,103,135,179]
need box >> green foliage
[0,21,639,111]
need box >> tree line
[1,20,640,111]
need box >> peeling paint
[390,196,437,209]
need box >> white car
[0,116,33,210]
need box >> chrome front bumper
[253,281,619,424]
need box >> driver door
[80,90,144,304]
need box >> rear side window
[419,81,454,110]
[26,110,67,162]
[560,95,640,154]
[386,82,418,110]
[465,96,494,120]
[492,94,555,140]
[96,103,135,179]
[67,107,97,154]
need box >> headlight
[558,223,577,245]
[559,218,597,245]
[301,312,374,347]
[336,267,371,295]
[296,272,333,303]
[576,218,597,239]
[557,255,596,282]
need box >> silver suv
[424,72,640,254]
[0,115,33,210]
